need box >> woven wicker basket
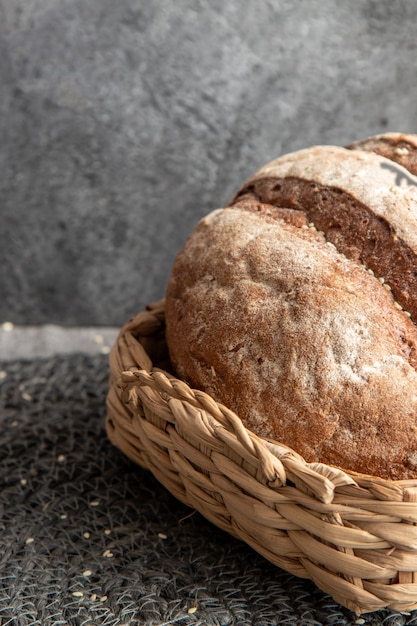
[106,300,417,616]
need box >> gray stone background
[1,0,417,329]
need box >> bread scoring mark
[230,177,417,325]
[380,161,417,187]
[234,197,414,325]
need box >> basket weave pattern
[106,300,417,615]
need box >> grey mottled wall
[1,0,417,326]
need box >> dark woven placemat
[1,355,417,626]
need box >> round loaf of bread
[347,132,417,176]
[165,140,417,480]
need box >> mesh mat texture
[1,354,417,626]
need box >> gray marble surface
[1,0,417,326]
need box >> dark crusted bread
[347,132,417,176]
[165,145,417,480]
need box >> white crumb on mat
[103,549,114,558]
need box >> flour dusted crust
[165,140,417,480]
[233,145,417,254]
[231,145,417,323]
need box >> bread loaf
[165,136,417,480]
[347,132,417,176]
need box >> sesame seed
[2,322,14,332]
[367,268,374,276]
[378,277,385,284]
[90,500,100,507]
[308,222,315,228]
[103,549,114,558]
[72,591,84,598]
[326,241,335,248]
[158,533,167,539]
[83,532,91,539]
[301,224,308,230]
[26,537,34,544]
[383,283,392,291]
[100,596,108,602]
[90,594,97,601]
[188,606,198,614]
[83,570,93,577]
[394,301,403,310]
[0,371,7,380]
[104,529,111,535]
[94,334,104,344]
[60,514,68,519]
[21,392,32,401]
[100,346,111,355]
[395,147,409,156]
[58,454,66,463]
[404,311,412,318]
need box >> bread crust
[165,205,417,480]
[166,142,417,480]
